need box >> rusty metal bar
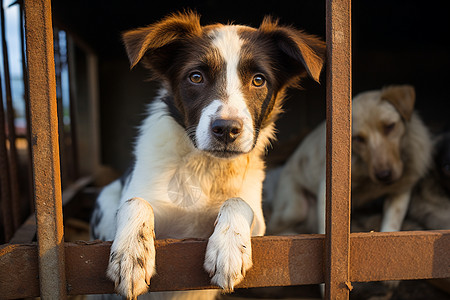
[53,28,68,186]
[1,0,22,230]
[325,0,352,299]
[19,0,36,213]
[23,0,67,298]
[351,231,450,282]
[66,36,80,180]
[0,73,13,242]
[1,231,449,298]
[0,235,324,298]
[65,236,324,296]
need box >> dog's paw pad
[107,248,154,297]
[204,230,252,292]
[107,237,156,298]
[107,199,156,298]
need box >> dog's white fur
[95,100,271,298]
[196,27,254,153]
[267,85,432,235]
[91,12,325,299]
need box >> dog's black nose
[211,119,243,144]
[376,169,392,183]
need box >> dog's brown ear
[381,85,416,121]
[259,16,326,84]
[122,11,202,69]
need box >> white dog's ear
[122,10,202,70]
[259,16,326,84]
[381,85,416,121]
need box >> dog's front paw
[204,222,252,292]
[107,241,155,298]
[107,197,156,299]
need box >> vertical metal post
[325,0,352,299]
[53,28,67,186]
[23,0,67,298]
[0,74,13,242]
[1,0,22,230]
[66,38,80,180]
[19,0,36,212]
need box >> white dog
[267,85,432,236]
[90,11,325,299]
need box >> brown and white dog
[90,11,325,299]
[267,85,432,235]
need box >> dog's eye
[353,135,366,143]
[384,122,396,135]
[252,74,266,87]
[189,72,203,84]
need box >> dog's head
[352,85,416,184]
[122,11,325,158]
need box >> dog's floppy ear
[381,85,416,121]
[259,16,326,84]
[122,11,202,69]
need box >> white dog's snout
[196,100,254,153]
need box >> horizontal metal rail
[1,231,449,298]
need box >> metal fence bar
[53,28,68,186]
[1,231,450,298]
[351,231,450,282]
[23,0,67,298]
[66,36,80,180]
[325,0,352,299]
[19,0,36,213]
[0,72,13,242]
[1,0,22,231]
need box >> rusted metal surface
[0,243,40,298]
[19,0,36,212]
[351,231,450,282]
[66,235,324,295]
[0,235,324,297]
[23,0,67,298]
[1,232,449,298]
[1,0,22,231]
[239,235,324,288]
[325,0,352,299]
